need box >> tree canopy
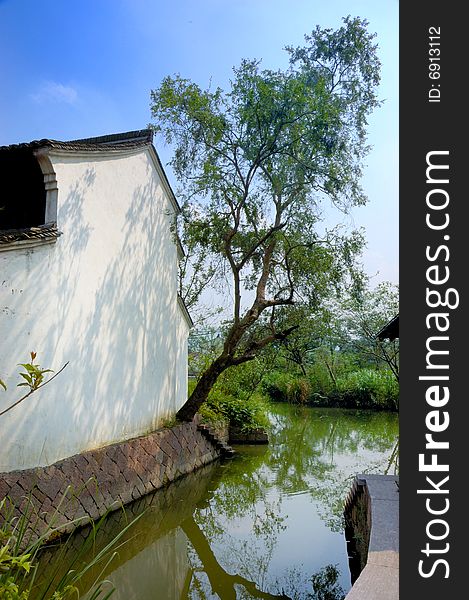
[150,16,381,420]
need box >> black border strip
[400,3,466,596]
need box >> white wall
[0,147,190,472]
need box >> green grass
[0,491,142,599]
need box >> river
[33,404,398,600]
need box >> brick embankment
[32,462,219,592]
[0,418,229,544]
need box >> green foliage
[17,352,53,391]
[152,17,381,417]
[307,362,337,398]
[187,378,197,398]
[341,281,399,380]
[263,363,338,404]
[0,533,31,600]
[203,389,270,432]
[262,366,398,411]
[263,371,311,404]
[256,280,400,411]
[0,353,68,418]
[1,353,51,393]
[198,401,229,428]
[188,328,224,376]
[215,359,269,399]
[197,360,271,431]
[0,493,142,599]
[335,368,398,410]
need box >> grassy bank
[262,367,398,411]
[190,359,398,436]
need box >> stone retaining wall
[32,462,220,593]
[229,426,269,444]
[0,418,226,544]
[343,474,399,600]
[344,477,372,582]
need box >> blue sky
[0,0,398,284]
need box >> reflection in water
[181,517,289,600]
[33,405,398,600]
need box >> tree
[342,281,399,380]
[150,16,381,421]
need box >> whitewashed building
[0,130,192,472]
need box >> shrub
[307,362,337,397]
[262,371,311,404]
[198,401,229,428]
[285,377,311,404]
[262,367,398,411]
[192,360,271,431]
[262,371,288,402]
[336,368,398,410]
[202,389,269,432]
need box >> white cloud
[31,81,78,105]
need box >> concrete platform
[345,474,399,600]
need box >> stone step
[197,423,235,459]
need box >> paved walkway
[345,474,399,600]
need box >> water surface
[34,404,398,599]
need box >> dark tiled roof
[377,314,399,340]
[0,129,154,153]
[69,129,153,146]
[0,128,180,212]
[0,222,62,245]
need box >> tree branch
[0,362,69,418]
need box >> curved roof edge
[0,129,180,214]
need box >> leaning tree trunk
[177,355,230,421]
[177,300,297,421]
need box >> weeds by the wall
[0,494,141,599]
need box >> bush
[191,360,271,432]
[335,369,398,410]
[198,401,229,428]
[203,389,269,432]
[307,362,337,397]
[261,371,293,402]
[262,371,311,404]
[285,377,311,404]
[262,367,398,411]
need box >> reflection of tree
[181,516,290,600]
[191,447,287,597]
[272,564,345,600]
[183,516,345,600]
[188,404,397,598]
[265,405,398,531]
[196,447,286,542]
[33,405,395,599]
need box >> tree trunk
[324,358,337,387]
[177,355,230,421]
[177,307,297,422]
